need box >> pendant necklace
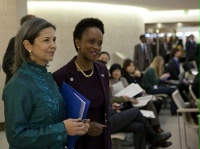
[75,61,94,78]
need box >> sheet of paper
[114,83,143,98]
[73,92,86,118]
[140,110,155,118]
[134,99,151,108]
[112,81,124,96]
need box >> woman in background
[143,56,176,115]
[109,63,164,134]
[122,59,143,87]
[3,18,89,149]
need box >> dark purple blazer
[53,56,112,149]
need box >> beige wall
[0,1,145,122]
[27,1,145,71]
[0,0,27,122]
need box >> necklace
[75,61,94,78]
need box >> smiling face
[23,27,56,66]
[76,27,103,62]
[112,69,121,80]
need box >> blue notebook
[60,82,90,149]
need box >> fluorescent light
[28,1,148,14]
[157,23,162,28]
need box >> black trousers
[110,107,157,149]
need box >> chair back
[172,90,186,109]
[189,85,197,101]
[172,90,199,129]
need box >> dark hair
[140,34,145,40]
[122,59,136,74]
[14,18,56,71]
[99,51,110,59]
[109,63,122,75]
[170,48,180,58]
[73,18,104,51]
[122,59,136,75]
[20,14,36,25]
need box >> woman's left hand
[130,99,138,105]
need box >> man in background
[2,14,35,84]
[134,34,153,71]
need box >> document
[60,82,90,149]
[114,83,143,98]
[134,96,151,108]
[112,81,124,96]
[140,110,155,118]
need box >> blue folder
[60,82,90,149]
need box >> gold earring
[29,50,32,53]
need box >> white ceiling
[29,0,198,11]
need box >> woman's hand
[122,95,131,101]
[86,121,106,136]
[63,118,89,136]
[112,103,122,110]
[160,73,170,80]
[133,70,141,77]
[130,98,138,105]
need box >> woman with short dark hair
[53,18,111,149]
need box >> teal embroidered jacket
[3,62,67,149]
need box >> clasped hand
[86,121,106,136]
[63,118,90,136]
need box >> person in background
[122,59,143,87]
[110,103,172,149]
[98,51,110,65]
[150,37,157,59]
[122,59,163,115]
[176,39,185,60]
[110,63,164,133]
[134,34,153,71]
[3,18,89,149]
[185,34,197,61]
[167,48,190,102]
[53,18,111,149]
[96,59,172,149]
[159,35,170,64]
[143,56,176,115]
[191,73,199,99]
[2,14,36,85]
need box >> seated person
[109,63,163,133]
[167,48,190,102]
[143,56,176,115]
[122,59,143,87]
[110,103,172,149]
[98,51,110,68]
[122,59,163,114]
[191,73,199,99]
[190,73,199,124]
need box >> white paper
[112,81,124,96]
[140,110,155,118]
[73,92,86,118]
[114,83,143,98]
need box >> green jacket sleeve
[3,78,67,148]
[144,68,159,88]
[110,96,125,104]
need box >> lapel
[65,56,83,93]
[172,59,180,73]
[94,62,108,103]
[66,57,109,104]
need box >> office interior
[0,0,199,148]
